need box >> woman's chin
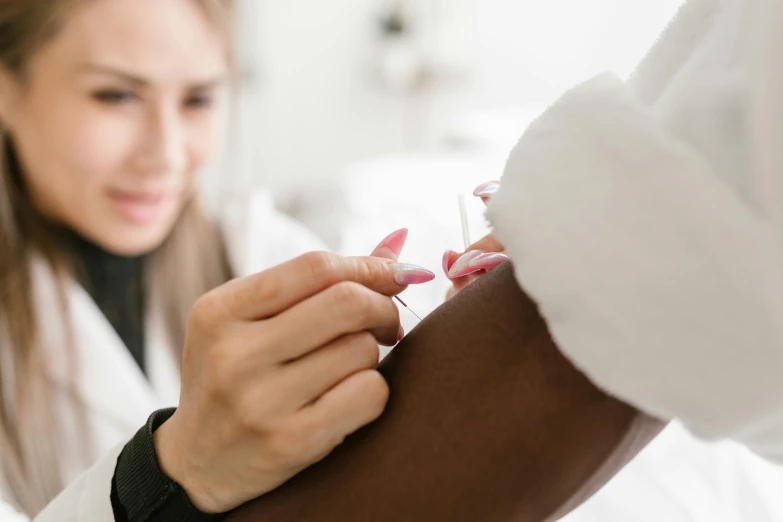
[86,220,176,257]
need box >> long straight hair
[0,1,235,514]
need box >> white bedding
[563,422,783,522]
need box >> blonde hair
[0,0,234,514]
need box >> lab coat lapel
[33,258,161,435]
[144,287,182,408]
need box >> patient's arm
[227,262,666,522]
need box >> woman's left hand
[444,181,509,299]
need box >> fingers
[442,180,506,283]
[214,252,433,321]
[450,272,484,293]
[370,228,408,261]
[445,178,506,281]
[277,333,381,411]
[443,224,508,293]
[466,234,505,254]
[262,281,401,361]
[297,369,389,453]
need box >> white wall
[220,0,684,198]
[228,0,452,197]
[471,0,685,108]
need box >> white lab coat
[0,191,325,520]
[490,0,783,464]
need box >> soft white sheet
[563,422,783,522]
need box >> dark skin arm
[228,262,666,522]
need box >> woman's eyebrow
[77,63,149,86]
[77,63,227,89]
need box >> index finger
[464,234,504,254]
[214,252,434,321]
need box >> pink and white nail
[473,181,500,199]
[447,251,484,279]
[391,264,436,285]
[373,228,409,257]
[468,252,509,271]
[442,250,458,276]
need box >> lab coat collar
[31,257,176,435]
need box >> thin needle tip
[394,296,423,321]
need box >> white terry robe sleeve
[488,72,783,464]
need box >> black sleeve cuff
[111,408,228,522]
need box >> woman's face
[0,0,229,256]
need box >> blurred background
[205,0,684,328]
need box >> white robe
[490,0,783,465]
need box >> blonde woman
[0,0,436,520]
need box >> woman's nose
[136,106,187,176]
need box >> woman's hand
[444,181,509,299]
[154,234,434,513]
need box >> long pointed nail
[442,250,457,275]
[447,251,483,279]
[373,228,409,257]
[468,252,509,271]
[473,181,500,199]
[391,264,436,285]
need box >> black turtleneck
[60,230,147,375]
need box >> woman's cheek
[187,110,223,169]
[68,109,139,181]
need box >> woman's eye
[185,95,214,109]
[93,90,137,104]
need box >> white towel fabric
[488,0,783,464]
[561,422,783,522]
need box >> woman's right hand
[153,247,434,513]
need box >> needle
[394,295,422,321]
[458,194,471,250]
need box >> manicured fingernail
[473,181,500,199]
[374,228,409,257]
[468,252,509,271]
[442,250,457,275]
[391,263,436,285]
[447,251,484,279]
[397,325,405,343]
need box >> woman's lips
[106,189,177,225]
